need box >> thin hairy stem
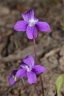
[33,39,38,64]
[34,83,39,96]
[33,39,44,96]
[40,74,44,96]
[21,78,29,96]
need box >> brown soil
[0,0,64,96]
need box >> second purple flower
[16,55,46,84]
[9,55,46,85]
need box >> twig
[44,48,60,58]
[0,43,44,63]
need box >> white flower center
[13,75,16,81]
[29,19,38,26]
[29,19,36,26]
[26,66,31,72]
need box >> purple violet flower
[8,70,17,85]
[14,9,51,39]
[16,55,46,84]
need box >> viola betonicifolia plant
[9,55,46,85]
[8,9,51,96]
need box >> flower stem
[40,74,44,96]
[33,39,44,96]
[33,39,38,64]
[21,78,29,96]
[34,83,39,96]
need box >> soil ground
[0,0,64,96]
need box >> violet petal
[22,9,34,22]
[23,55,34,67]
[36,22,51,32]
[32,65,46,74]
[33,17,39,22]
[8,70,17,86]
[26,25,37,39]
[27,72,36,84]
[16,69,27,78]
[20,62,27,69]
[14,20,28,31]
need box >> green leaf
[55,74,64,93]
[46,93,48,96]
